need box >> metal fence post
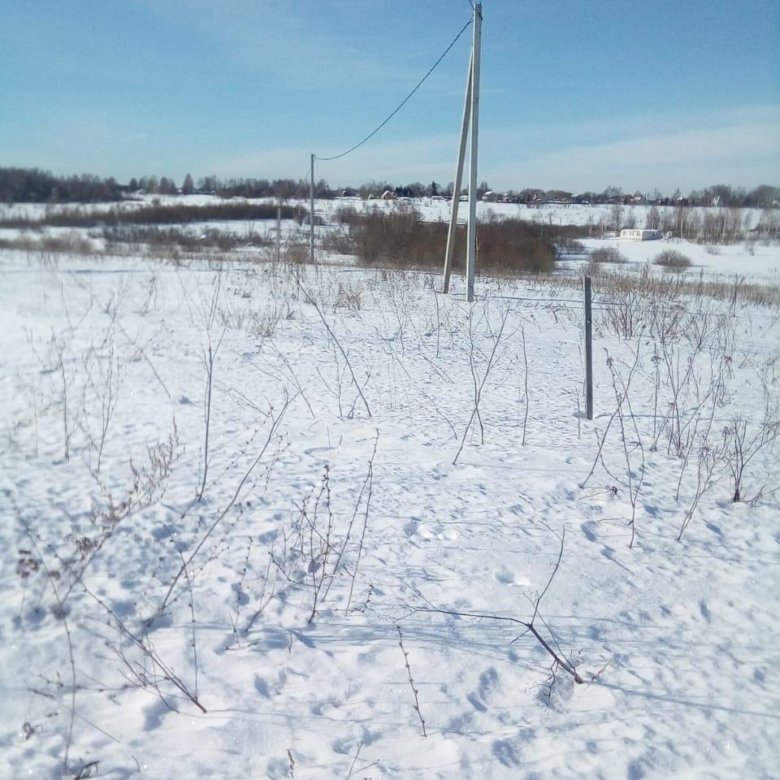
[584,275,593,420]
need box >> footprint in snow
[143,699,170,731]
[588,623,603,640]
[492,739,521,767]
[627,758,647,779]
[601,545,633,574]
[467,666,499,712]
[494,570,514,585]
[581,519,599,542]
[446,711,475,735]
[254,675,272,698]
[266,758,292,779]
[404,517,420,537]
[494,570,532,587]
[254,670,287,698]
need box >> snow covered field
[1,228,779,778]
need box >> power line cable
[293,165,312,198]
[316,17,473,162]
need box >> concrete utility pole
[466,2,481,302]
[442,50,473,295]
[442,2,482,302]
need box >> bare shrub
[597,266,679,339]
[453,308,510,463]
[396,625,427,737]
[555,237,587,256]
[654,249,692,270]
[104,226,266,253]
[581,346,644,547]
[321,227,356,254]
[723,413,780,503]
[0,233,95,254]
[42,234,94,254]
[283,242,310,264]
[153,395,290,621]
[297,279,372,418]
[677,439,724,540]
[248,308,283,339]
[267,441,377,623]
[334,283,362,311]
[564,266,779,309]
[337,206,590,273]
[590,246,627,264]
[348,209,558,274]
[196,335,224,502]
[351,207,429,267]
[479,235,556,275]
[606,349,645,548]
[464,216,562,273]
[651,321,733,458]
[333,205,360,226]
[0,200,305,229]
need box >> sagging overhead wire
[316,17,473,162]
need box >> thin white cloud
[487,104,780,152]
[141,0,436,89]
[486,106,780,191]
[207,104,779,193]
[209,131,461,185]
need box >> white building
[620,228,662,241]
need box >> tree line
[0,168,123,203]
[1,167,777,209]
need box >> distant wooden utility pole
[275,201,282,264]
[442,1,482,302]
[310,153,315,263]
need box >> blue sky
[1,0,778,193]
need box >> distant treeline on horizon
[0,167,777,210]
